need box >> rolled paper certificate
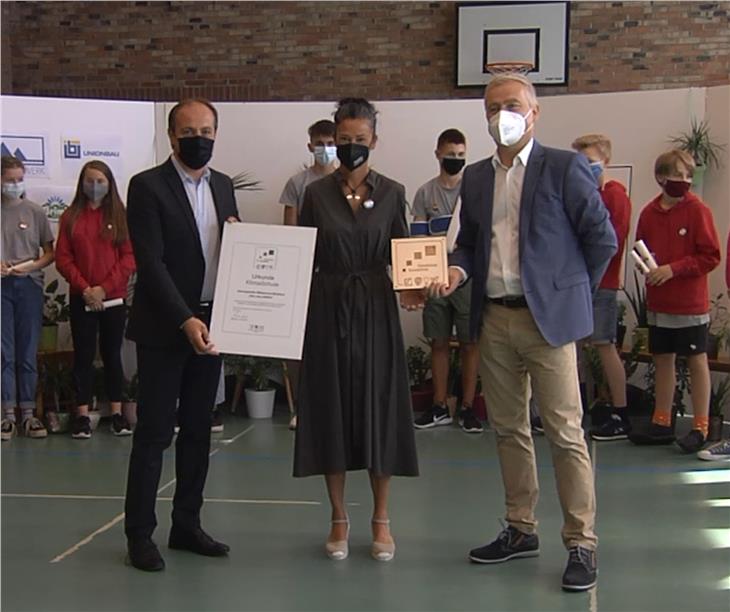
[630,250,650,274]
[84,298,124,312]
[8,259,35,273]
[633,240,658,270]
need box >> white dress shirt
[170,155,220,302]
[486,139,534,298]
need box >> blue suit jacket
[450,141,618,347]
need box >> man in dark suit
[432,74,617,591]
[124,98,239,571]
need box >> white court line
[3,493,322,506]
[49,424,255,564]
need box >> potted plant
[623,271,648,350]
[406,344,432,413]
[708,293,729,360]
[582,344,612,426]
[40,279,70,352]
[122,373,139,427]
[708,376,729,442]
[39,360,74,433]
[242,356,279,419]
[669,119,726,188]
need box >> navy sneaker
[590,414,631,441]
[676,429,705,453]
[629,422,674,445]
[562,546,597,592]
[469,523,539,564]
[459,407,484,433]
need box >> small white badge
[18,222,28,230]
[107,224,113,230]
[363,199,375,209]
[678,227,687,236]
[690,344,697,351]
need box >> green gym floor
[2,407,729,612]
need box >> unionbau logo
[63,139,82,159]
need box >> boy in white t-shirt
[279,119,337,226]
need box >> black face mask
[177,136,214,170]
[442,157,465,176]
[336,143,369,171]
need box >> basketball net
[485,61,534,76]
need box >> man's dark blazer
[126,157,239,348]
[450,141,618,347]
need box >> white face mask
[1,181,25,200]
[313,145,337,166]
[488,109,532,147]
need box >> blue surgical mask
[83,182,109,203]
[589,161,604,184]
[1,181,25,200]
[313,145,337,166]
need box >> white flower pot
[244,388,276,419]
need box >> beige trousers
[478,304,597,549]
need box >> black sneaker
[414,404,452,429]
[530,415,544,435]
[676,429,706,453]
[469,523,539,564]
[459,407,484,433]
[111,413,133,436]
[590,414,631,441]
[629,422,674,445]
[211,409,224,433]
[71,416,92,439]
[562,546,597,591]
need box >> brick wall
[1,1,728,102]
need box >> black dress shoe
[168,526,230,557]
[126,537,165,572]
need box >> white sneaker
[697,439,730,461]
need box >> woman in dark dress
[294,98,419,562]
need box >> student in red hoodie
[56,160,136,439]
[572,134,632,441]
[698,230,730,462]
[630,149,720,453]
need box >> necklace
[343,177,368,202]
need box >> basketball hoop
[485,61,534,76]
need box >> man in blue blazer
[432,74,617,591]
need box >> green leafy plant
[709,293,730,352]
[39,360,74,411]
[583,344,610,404]
[644,357,691,416]
[710,376,730,417]
[224,356,278,391]
[42,279,70,326]
[669,119,726,170]
[406,345,431,389]
[122,373,139,402]
[623,270,647,328]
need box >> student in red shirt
[56,161,136,439]
[630,150,720,453]
[572,134,632,441]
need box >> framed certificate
[391,236,448,291]
[209,223,317,359]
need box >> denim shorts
[591,288,618,344]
